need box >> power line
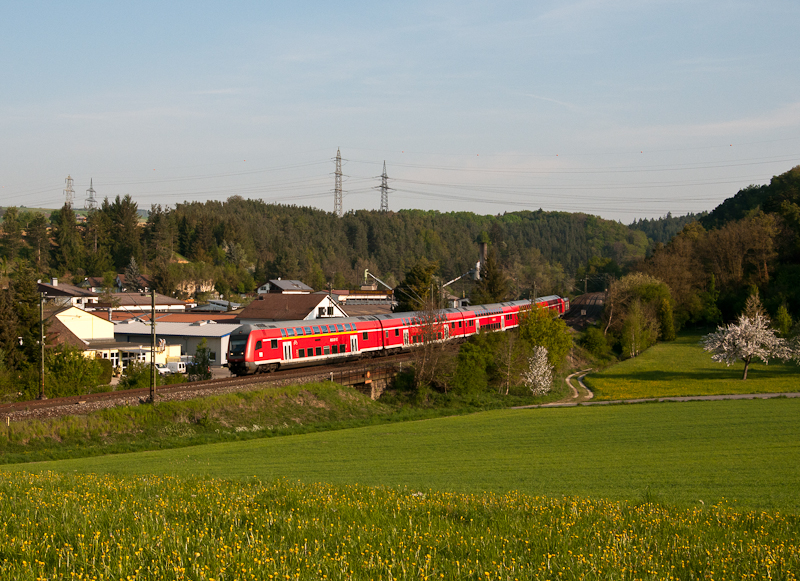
[334,148,343,217]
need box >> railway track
[0,352,417,421]
[563,292,605,330]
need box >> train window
[313,326,320,334]
[336,324,344,332]
[295,327,304,336]
[280,329,286,337]
[331,345,338,354]
[344,323,351,331]
[321,325,329,333]
[298,348,305,357]
[304,327,312,335]
[395,328,399,337]
[323,346,330,355]
[255,340,262,350]
[450,322,455,329]
[286,328,294,337]
[458,321,462,327]
[385,331,389,338]
[271,339,278,349]
[362,331,368,340]
[343,344,348,352]
[315,347,322,356]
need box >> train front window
[230,338,247,356]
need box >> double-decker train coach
[228,296,570,376]
[227,316,382,376]
[534,295,570,315]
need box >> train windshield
[229,338,247,356]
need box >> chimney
[51,277,58,286]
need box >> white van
[155,363,171,376]
[166,361,187,374]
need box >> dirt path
[515,369,800,409]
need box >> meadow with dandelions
[0,471,798,581]
[584,334,800,400]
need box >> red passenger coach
[228,296,571,376]
[534,295,569,315]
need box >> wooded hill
[2,165,799,325]
[1,198,655,299]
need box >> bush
[581,326,612,359]
[97,358,113,385]
[187,339,212,382]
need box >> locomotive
[227,295,569,376]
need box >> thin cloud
[519,92,583,112]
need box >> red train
[227,295,570,376]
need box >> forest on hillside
[2,165,798,327]
[0,198,656,300]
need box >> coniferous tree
[472,248,510,304]
[109,195,142,270]
[395,258,438,312]
[124,257,143,291]
[9,263,43,370]
[25,213,50,274]
[50,204,84,273]
[1,207,23,262]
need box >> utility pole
[63,175,74,208]
[334,148,343,217]
[150,288,156,403]
[375,161,392,212]
[38,293,45,400]
[85,178,97,212]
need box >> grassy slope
[585,333,800,400]
[13,398,800,511]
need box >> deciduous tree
[702,312,793,380]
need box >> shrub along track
[0,352,416,422]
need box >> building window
[210,352,216,362]
[318,307,325,317]
[327,306,334,316]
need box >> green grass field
[585,333,800,400]
[12,398,800,512]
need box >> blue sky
[2,1,799,221]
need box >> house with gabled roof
[256,279,314,295]
[46,306,180,371]
[38,278,99,309]
[238,292,347,324]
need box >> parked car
[166,361,187,374]
[155,363,171,376]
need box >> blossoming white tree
[702,312,794,380]
[522,346,553,395]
